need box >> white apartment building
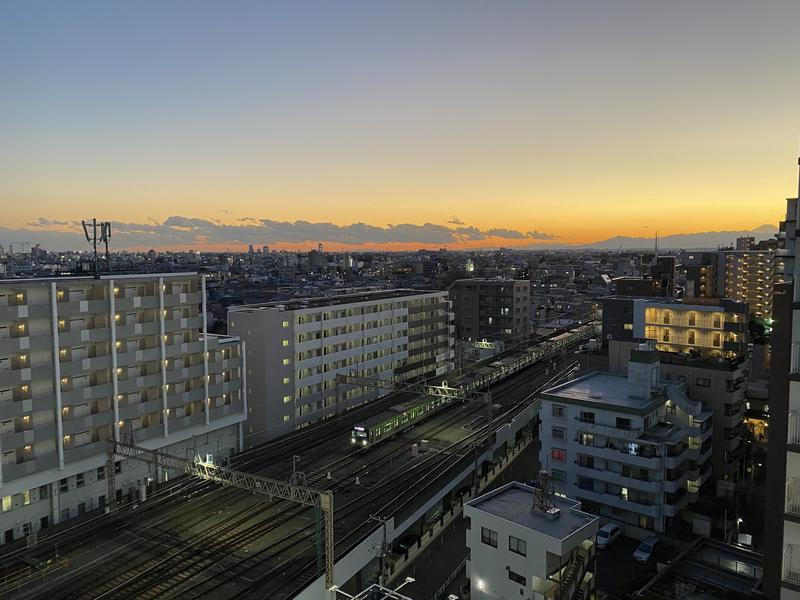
[229,289,454,446]
[465,481,599,600]
[540,344,712,535]
[777,164,800,598]
[0,273,246,544]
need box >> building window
[283,395,292,403]
[552,405,565,418]
[282,358,291,366]
[282,321,289,328]
[509,535,527,556]
[578,433,594,447]
[282,340,290,347]
[97,466,105,481]
[283,377,290,385]
[283,415,290,422]
[616,417,632,430]
[508,569,526,585]
[59,478,69,493]
[624,323,633,331]
[551,448,566,462]
[696,377,711,387]
[2,496,11,512]
[481,527,498,548]
[76,473,85,488]
[551,469,566,483]
[551,427,565,440]
[579,411,595,424]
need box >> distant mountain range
[580,224,778,250]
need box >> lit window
[623,323,633,331]
[283,377,290,385]
[282,358,291,366]
[283,415,290,422]
[283,395,292,403]
[551,448,566,462]
[282,321,289,328]
[1,496,10,512]
[282,340,290,347]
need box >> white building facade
[0,273,246,544]
[229,289,454,446]
[540,345,712,535]
[465,481,599,600]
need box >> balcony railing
[784,545,800,585]
[790,412,800,445]
[787,479,800,516]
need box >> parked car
[633,536,660,562]
[596,523,622,549]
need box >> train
[350,323,597,448]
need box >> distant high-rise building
[737,236,756,251]
[261,245,269,255]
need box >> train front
[351,425,368,446]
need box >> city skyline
[3,1,800,249]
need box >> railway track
[5,331,587,600]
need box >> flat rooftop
[467,482,597,541]
[541,371,664,413]
[228,288,443,312]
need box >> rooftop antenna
[81,218,112,277]
[531,470,560,520]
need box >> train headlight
[351,437,356,443]
[362,440,367,446]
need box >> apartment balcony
[132,425,163,443]
[1,452,59,482]
[133,321,161,336]
[0,303,30,320]
[63,440,109,464]
[168,413,206,433]
[575,464,661,494]
[581,444,662,469]
[787,478,800,517]
[210,401,245,421]
[786,414,799,448]
[0,335,31,354]
[574,418,641,440]
[0,367,32,387]
[574,487,662,518]
[784,545,800,586]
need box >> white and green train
[351,395,455,447]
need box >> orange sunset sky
[2,2,799,251]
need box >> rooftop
[228,288,443,312]
[467,482,598,541]
[541,371,664,413]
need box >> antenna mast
[81,219,112,277]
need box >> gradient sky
[2,1,800,250]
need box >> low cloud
[2,216,560,250]
[447,216,465,225]
[527,230,560,240]
[27,217,70,227]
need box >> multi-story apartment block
[449,278,530,345]
[0,273,246,544]
[764,161,800,599]
[540,345,712,535]
[465,481,599,600]
[601,296,748,358]
[229,289,454,446]
[718,249,782,320]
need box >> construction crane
[105,440,335,589]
